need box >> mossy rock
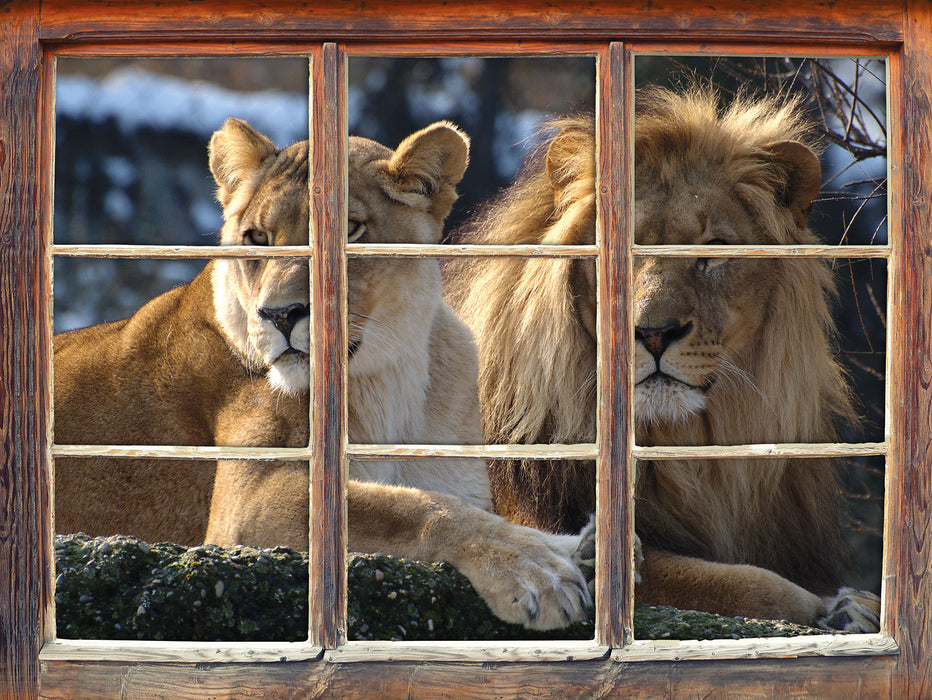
[54,534,823,642]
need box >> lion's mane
[447,88,855,593]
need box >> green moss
[55,534,822,642]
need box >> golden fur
[448,87,878,629]
[54,119,590,630]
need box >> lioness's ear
[382,121,470,223]
[546,124,595,205]
[764,140,821,229]
[209,118,278,208]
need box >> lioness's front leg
[207,464,591,631]
[349,480,591,631]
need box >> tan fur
[448,87,874,627]
[54,119,590,630]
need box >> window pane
[55,57,308,246]
[52,57,314,643]
[343,56,599,641]
[626,55,887,638]
[347,56,596,239]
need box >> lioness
[448,87,880,632]
[54,118,590,631]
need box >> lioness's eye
[244,229,269,246]
[347,220,367,243]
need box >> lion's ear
[764,140,822,229]
[209,118,278,209]
[383,121,470,224]
[546,124,595,205]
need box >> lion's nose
[258,303,310,341]
[635,321,692,361]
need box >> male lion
[447,87,880,631]
[54,118,590,631]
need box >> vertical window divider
[595,41,635,648]
[308,42,348,649]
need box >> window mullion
[596,41,635,648]
[308,42,347,649]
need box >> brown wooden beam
[39,655,897,698]
[0,1,48,697]
[38,0,903,45]
[888,1,932,698]
[309,43,347,649]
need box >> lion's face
[207,118,469,394]
[540,107,823,431]
[631,164,781,426]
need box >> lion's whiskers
[715,349,777,418]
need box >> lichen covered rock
[55,534,822,642]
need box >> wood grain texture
[613,634,898,663]
[39,640,322,663]
[308,43,347,649]
[38,655,897,698]
[37,0,903,44]
[888,2,932,698]
[595,42,633,648]
[49,242,891,259]
[0,2,47,697]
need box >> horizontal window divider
[345,41,603,56]
[612,634,898,663]
[346,243,599,258]
[633,441,887,460]
[631,42,895,58]
[39,640,322,663]
[324,640,609,664]
[346,443,598,460]
[52,244,311,259]
[52,444,312,461]
[632,244,889,258]
[52,442,884,461]
[51,244,603,259]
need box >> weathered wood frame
[1,1,928,697]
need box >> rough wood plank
[633,442,888,460]
[37,0,904,44]
[48,440,889,461]
[38,655,897,698]
[52,243,599,258]
[50,242,891,259]
[613,635,898,663]
[0,2,46,697]
[40,640,322,663]
[51,445,312,460]
[632,40,894,57]
[347,443,598,460]
[888,2,932,698]
[309,43,347,649]
[594,41,633,648]
[631,244,889,258]
[325,640,607,663]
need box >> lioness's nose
[258,303,310,340]
[635,321,692,361]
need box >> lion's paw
[464,522,592,630]
[817,587,881,633]
[573,516,643,596]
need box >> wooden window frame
[1,1,928,696]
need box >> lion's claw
[817,587,881,633]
